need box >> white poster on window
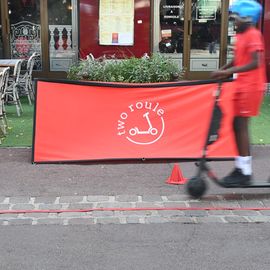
[99,0,134,46]
[196,0,220,21]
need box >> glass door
[226,0,236,64]
[153,0,185,69]
[187,0,222,79]
[153,0,228,79]
[0,0,78,77]
[47,0,78,72]
[8,0,42,69]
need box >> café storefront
[0,0,269,81]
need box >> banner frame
[32,78,233,164]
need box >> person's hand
[210,70,231,80]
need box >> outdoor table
[0,59,22,67]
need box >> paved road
[1,224,270,270]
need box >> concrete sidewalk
[0,146,270,225]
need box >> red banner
[32,80,237,163]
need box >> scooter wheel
[186,176,207,199]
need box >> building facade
[0,0,269,81]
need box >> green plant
[67,53,185,83]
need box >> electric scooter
[186,82,270,199]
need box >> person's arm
[211,59,234,79]
[224,51,260,74]
[211,51,261,79]
[219,60,234,70]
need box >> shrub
[67,53,185,83]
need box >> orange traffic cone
[166,164,187,185]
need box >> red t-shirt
[234,27,266,92]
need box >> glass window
[189,0,222,71]
[8,0,41,69]
[226,0,236,63]
[48,0,76,72]
[48,0,72,25]
[8,0,40,24]
[226,19,236,63]
[159,0,185,55]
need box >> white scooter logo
[129,112,158,136]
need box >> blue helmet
[229,0,262,23]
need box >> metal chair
[0,67,10,137]
[18,52,39,104]
[5,59,23,116]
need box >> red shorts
[233,91,264,117]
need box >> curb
[1,194,270,225]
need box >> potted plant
[67,53,184,83]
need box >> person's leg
[233,116,252,176]
[221,117,252,186]
[221,90,263,186]
[233,116,250,156]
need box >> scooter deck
[201,164,270,189]
[220,182,270,188]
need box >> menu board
[99,0,134,46]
